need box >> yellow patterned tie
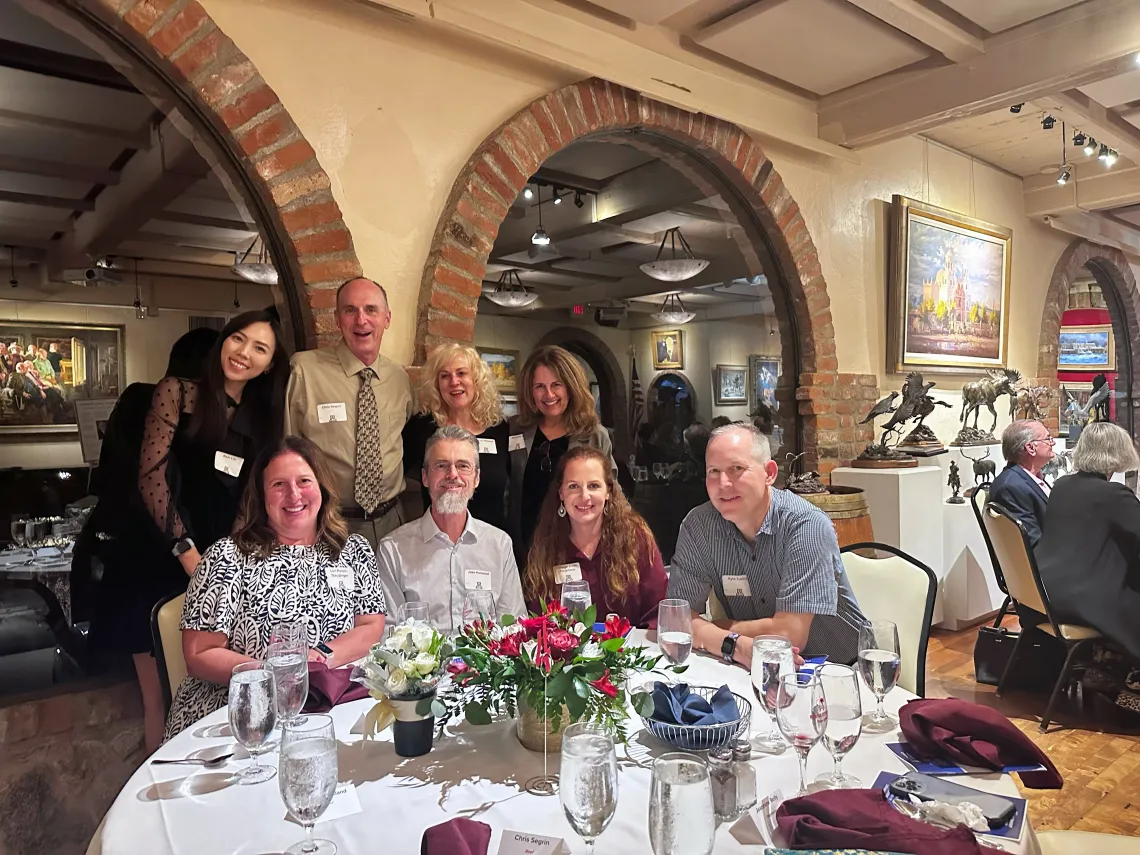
[354,367,383,514]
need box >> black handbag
[973,625,1067,688]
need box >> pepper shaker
[708,746,738,821]
[731,737,758,812]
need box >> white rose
[386,668,409,695]
[572,622,587,636]
[412,652,438,676]
[410,624,435,651]
[521,639,538,661]
[579,641,602,659]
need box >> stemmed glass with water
[398,601,430,623]
[648,753,715,855]
[229,661,278,784]
[268,640,309,726]
[749,635,793,755]
[280,713,339,855]
[858,620,901,734]
[656,600,692,669]
[559,722,618,855]
[561,579,592,616]
[815,663,863,789]
[775,671,828,796]
[461,589,497,626]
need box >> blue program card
[886,742,1046,776]
[797,656,827,677]
[871,771,1026,841]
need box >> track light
[523,186,534,200]
[1041,115,1055,130]
[552,186,562,205]
[1073,131,1086,147]
[1083,137,1097,157]
[1056,167,1071,185]
[1010,104,1023,114]
[574,191,584,209]
[1106,149,1119,166]
[1099,143,1110,161]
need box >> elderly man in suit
[989,419,1054,548]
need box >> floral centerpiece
[439,602,682,751]
[352,619,453,757]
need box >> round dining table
[98,631,1041,854]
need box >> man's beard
[434,489,471,515]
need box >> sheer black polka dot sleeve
[138,376,197,542]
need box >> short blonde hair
[418,342,503,433]
[517,345,600,436]
[1072,422,1140,476]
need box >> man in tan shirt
[285,277,412,546]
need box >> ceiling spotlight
[1083,136,1097,156]
[651,293,696,325]
[523,186,534,200]
[1106,149,1119,166]
[1056,167,1071,185]
[639,227,710,282]
[486,269,538,308]
[1073,131,1086,147]
[1041,115,1056,130]
[552,186,562,205]
[1098,143,1110,161]
[574,191,584,209]
[1010,104,1023,114]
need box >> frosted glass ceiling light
[231,238,278,285]
[530,186,551,247]
[652,292,695,325]
[640,227,709,282]
[486,269,538,308]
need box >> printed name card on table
[730,788,783,846]
[284,783,362,825]
[497,830,567,855]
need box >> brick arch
[417,78,870,473]
[55,0,362,347]
[1036,239,1140,435]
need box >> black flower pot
[390,692,435,758]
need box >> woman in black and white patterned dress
[164,436,387,740]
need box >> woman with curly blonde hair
[402,342,510,529]
[526,446,666,627]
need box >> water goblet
[656,599,692,667]
[653,463,664,480]
[559,722,618,855]
[399,601,430,624]
[560,579,592,616]
[857,620,901,734]
[279,713,339,855]
[272,619,307,648]
[268,640,309,726]
[461,589,496,627]
[775,671,828,796]
[749,635,793,756]
[815,663,863,788]
[229,661,278,784]
[648,753,715,855]
[10,518,27,548]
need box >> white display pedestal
[941,498,1005,630]
[831,465,946,624]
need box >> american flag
[629,356,645,443]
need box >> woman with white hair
[1036,422,1140,660]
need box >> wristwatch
[171,537,195,558]
[721,632,740,664]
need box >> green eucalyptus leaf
[415,696,434,716]
[501,614,516,627]
[430,699,447,718]
[632,691,655,717]
[464,702,492,726]
[573,677,590,698]
[600,637,624,652]
[546,671,571,699]
[564,685,587,719]
[583,605,597,627]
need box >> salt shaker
[731,737,758,812]
[708,746,737,821]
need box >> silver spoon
[151,753,234,768]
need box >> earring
[558,503,566,518]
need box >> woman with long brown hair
[508,345,616,560]
[526,446,666,627]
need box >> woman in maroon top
[525,446,668,627]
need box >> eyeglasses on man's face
[429,460,476,476]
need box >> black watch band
[721,632,739,664]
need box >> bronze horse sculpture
[960,368,1021,433]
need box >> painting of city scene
[890,196,1011,372]
[0,322,124,434]
[1058,324,1115,371]
[477,347,520,393]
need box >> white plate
[0,550,32,567]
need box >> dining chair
[969,485,1016,628]
[1038,829,1140,854]
[150,591,187,714]
[839,542,937,697]
[982,502,1101,731]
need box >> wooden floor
[926,621,1140,835]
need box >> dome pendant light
[640,227,710,282]
[652,292,696,325]
[486,269,538,308]
[231,237,279,285]
[531,188,551,247]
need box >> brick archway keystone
[417,78,876,474]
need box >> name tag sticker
[465,568,492,591]
[554,563,582,584]
[317,402,348,424]
[478,437,497,454]
[508,434,526,452]
[326,565,354,592]
[497,830,567,855]
[723,574,751,597]
[214,451,244,477]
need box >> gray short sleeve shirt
[666,488,866,663]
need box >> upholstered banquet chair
[840,542,936,697]
[150,591,187,713]
[1038,829,1140,854]
[970,484,1016,627]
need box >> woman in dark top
[525,446,667,627]
[1036,422,1140,660]
[402,342,509,529]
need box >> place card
[497,829,568,855]
[286,783,362,825]
[730,788,783,846]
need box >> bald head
[336,277,391,366]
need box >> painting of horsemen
[888,195,1012,373]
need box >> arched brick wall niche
[415,78,877,475]
[1036,240,1139,436]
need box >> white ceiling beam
[819,0,1140,148]
[1024,164,1140,216]
[1050,88,1140,167]
[0,107,149,148]
[841,0,983,62]
[0,189,95,212]
[1042,210,1140,256]
[0,154,120,185]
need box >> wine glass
[461,589,496,627]
[653,462,664,480]
[815,664,862,788]
[272,619,307,648]
[399,601,430,624]
[279,713,339,855]
[775,672,827,796]
[559,722,618,855]
[268,640,309,725]
[749,635,793,756]
[858,620,901,734]
[656,599,692,668]
[648,753,715,855]
[229,661,278,784]
[561,579,592,616]
[10,518,27,548]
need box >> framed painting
[888,195,1012,374]
[477,347,520,393]
[0,322,125,436]
[747,354,780,413]
[1058,324,1115,371]
[652,329,683,370]
[715,363,748,406]
[500,394,519,420]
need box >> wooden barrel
[799,486,875,550]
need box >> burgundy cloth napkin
[421,817,491,855]
[302,662,369,713]
[776,788,1002,855]
[899,698,1062,789]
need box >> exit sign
[571,304,585,316]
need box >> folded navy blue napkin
[651,682,739,726]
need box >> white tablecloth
[100,631,1040,854]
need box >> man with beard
[374,425,525,631]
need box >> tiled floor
[925,620,1140,835]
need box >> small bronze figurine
[960,446,996,496]
[946,460,964,504]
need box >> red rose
[590,669,619,699]
[601,614,631,641]
[519,616,551,638]
[546,629,579,659]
